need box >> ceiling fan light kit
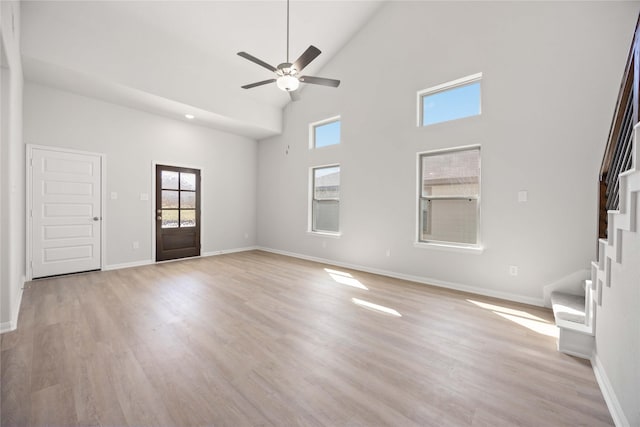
[238,0,340,101]
[276,73,300,92]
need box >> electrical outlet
[244,232,249,239]
[132,241,139,250]
[509,265,518,276]
[386,249,391,257]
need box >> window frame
[309,163,341,236]
[415,145,482,251]
[416,73,482,127]
[309,116,341,149]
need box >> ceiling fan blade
[237,52,277,72]
[293,45,321,73]
[241,79,276,89]
[289,90,301,102]
[299,76,341,88]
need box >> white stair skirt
[557,326,594,359]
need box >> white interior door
[30,147,102,278]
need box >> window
[310,117,340,149]
[418,146,480,246]
[418,73,481,127]
[311,165,340,233]
[159,169,198,228]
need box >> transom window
[418,146,480,246]
[310,117,340,149]
[418,73,482,127]
[311,165,340,233]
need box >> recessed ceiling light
[185,114,195,120]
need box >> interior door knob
[92,217,100,221]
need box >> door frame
[26,144,106,281]
[151,160,204,262]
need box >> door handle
[92,217,101,221]
[157,216,162,220]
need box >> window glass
[313,119,340,148]
[312,165,340,233]
[160,170,198,229]
[161,210,179,228]
[180,173,196,191]
[162,190,179,209]
[419,75,481,127]
[180,210,196,227]
[419,147,480,245]
[161,171,179,190]
[180,192,196,209]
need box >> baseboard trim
[202,246,259,257]
[0,320,15,334]
[102,259,154,271]
[0,277,25,334]
[256,246,544,307]
[103,246,260,271]
[592,352,630,427]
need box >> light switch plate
[518,190,528,202]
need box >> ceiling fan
[237,0,341,101]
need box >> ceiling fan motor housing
[277,63,297,76]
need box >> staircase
[549,123,639,360]
[591,122,640,312]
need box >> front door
[30,147,102,278]
[155,165,201,261]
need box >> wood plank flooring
[1,250,613,426]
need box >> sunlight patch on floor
[466,299,547,322]
[352,298,401,317]
[466,299,558,338]
[324,268,368,290]
[493,312,559,338]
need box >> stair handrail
[598,16,640,238]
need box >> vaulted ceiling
[21,1,384,139]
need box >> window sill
[308,231,342,239]
[413,241,484,254]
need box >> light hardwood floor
[1,250,613,426]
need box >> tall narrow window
[311,165,340,233]
[418,73,482,127]
[310,117,340,149]
[418,147,480,246]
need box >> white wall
[0,0,25,333]
[24,83,258,269]
[257,1,639,304]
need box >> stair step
[550,291,586,325]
